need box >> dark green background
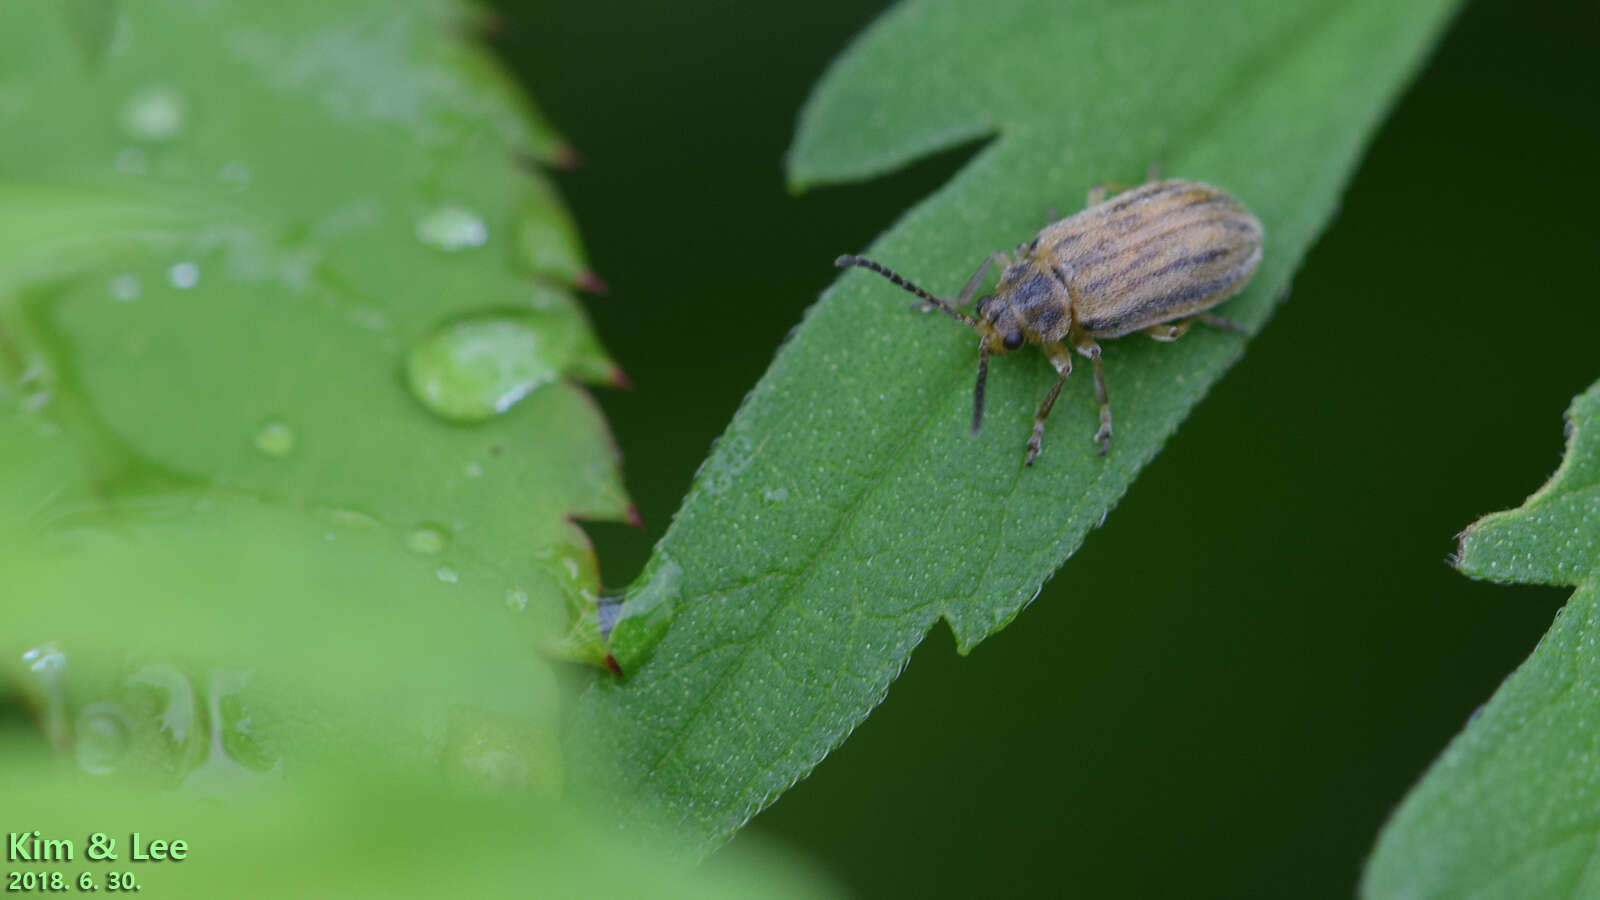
[501,0,1598,895]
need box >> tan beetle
[838,177,1263,464]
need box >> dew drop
[407,526,449,555]
[597,593,624,638]
[443,709,548,794]
[464,461,484,479]
[405,314,570,422]
[127,664,197,747]
[253,418,295,457]
[22,642,66,681]
[435,565,460,584]
[108,273,141,302]
[211,670,279,774]
[415,205,489,252]
[762,486,789,504]
[20,643,70,746]
[316,506,379,530]
[506,587,529,612]
[700,432,755,495]
[532,543,593,607]
[74,704,133,775]
[120,86,186,142]
[168,261,199,290]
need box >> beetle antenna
[836,255,978,328]
[972,342,989,434]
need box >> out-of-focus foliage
[0,3,839,895]
[0,0,629,789]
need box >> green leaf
[0,390,563,784]
[0,755,842,900]
[569,0,1460,851]
[1364,378,1600,899]
[0,0,629,680]
[0,394,840,895]
[1,483,569,794]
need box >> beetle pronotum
[837,177,1263,464]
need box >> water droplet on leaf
[168,261,199,289]
[316,507,379,530]
[435,565,460,584]
[19,643,69,747]
[415,205,488,252]
[126,663,198,748]
[701,432,755,494]
[108,273,140,302]
[407,526,449,555]
[405,314,570,422]
[22,642,66,680]
[211,670,279,774]
[253,418,295,457]
[120,86,185,142]
[74,704,133,775]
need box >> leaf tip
[551,143,583,172]
[575,269,609,296]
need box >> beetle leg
[1143,320,1193,342]
[1025,343,1075,466]
[1144,312,1249,343]
[1070,330,1112,455]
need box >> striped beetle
[837,177,1263,464]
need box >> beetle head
[965,296,1027,433]
[973,295,1025,356]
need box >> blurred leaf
[0,0,630,712]
[570,0,1460,851]
[0,755,842,900]
[1364,378,1600,899]
[0,392,565,788]
[0,395,840,896]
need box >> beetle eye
[1003,331,1024,351]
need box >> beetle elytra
[837,177,1263,464]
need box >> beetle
[837,177,1263,464]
